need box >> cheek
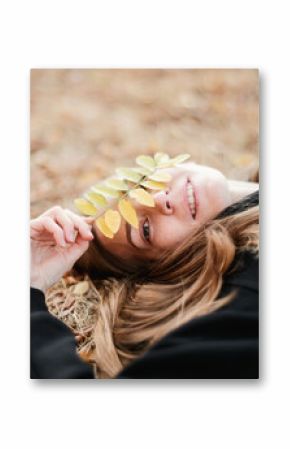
[203,174,230,217]
[156,216,194,249]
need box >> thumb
[84,216,96,225]
[65,236,90,265]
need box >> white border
[1,1,289,448]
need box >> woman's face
[93,162,232,263]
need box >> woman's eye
[142,218,150,242]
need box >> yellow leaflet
[105,178,129,191]
[74,198,98,216]
[92,184,120,198]
[169,154,191,165]
[129,188,155,207]
[73,281,89,295]
[148,171,172,182]
[118,199,139,229]
[140,180,167,191]
[85,191,107,207]
[154,152,170,165]
[136,155,156,170]
[132,166,152,176]
[156,161,172,168]
[104,209,121,234]
[116,167,142,183]
[96,216,114,239]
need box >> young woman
[30,161,259,379]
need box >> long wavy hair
[62,200,258,378]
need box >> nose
[152,189,173,215]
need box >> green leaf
[115,167,142,183]
[74,199,98,216]
[129,188,155,207]
[136,155,156,170]
[105,178,129,191]
[118,199,139,229]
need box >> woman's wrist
[30,271,47,293]
[30,281,46,293]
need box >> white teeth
[186,182,196,217]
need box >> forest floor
[31,69,259,218]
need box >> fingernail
[69,231,76,242]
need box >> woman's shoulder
[225,250,259,292]
[118,247,259,379]
[219,249,259,319]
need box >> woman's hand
[30,206,95,293]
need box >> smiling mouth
[186,178,196,219]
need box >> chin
[205,179,231,217]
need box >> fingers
[42,206,94,243]
[31,216,67,247]
[54,209,78,243]
[63,209,94,241]
[83,216,95,224]
[67,233,90,254]
[63,235,91,269]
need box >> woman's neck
[227,179,259,205]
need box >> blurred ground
[30,69,259,218]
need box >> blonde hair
[47,200,259,378]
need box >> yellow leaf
[116,167,142,183]
[73,281,89,295]
[74,199,98,216]
[104,209,121,234]
[118,199,139,229]
[154,152,170,165]
[140,180,168,191]
[85,191,107,207]
[105,178,129,191]
[170,154,191,165]
[129,188,155,207]
[92,184,120,198]
[132,166,153,176]
[148,171,172,182]
[96,216,114,239]
[136,155,156,170]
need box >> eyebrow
[125,221,139,249]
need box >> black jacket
[30,288,93,378]
[30,190,259,379]
[119,249,258,378]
